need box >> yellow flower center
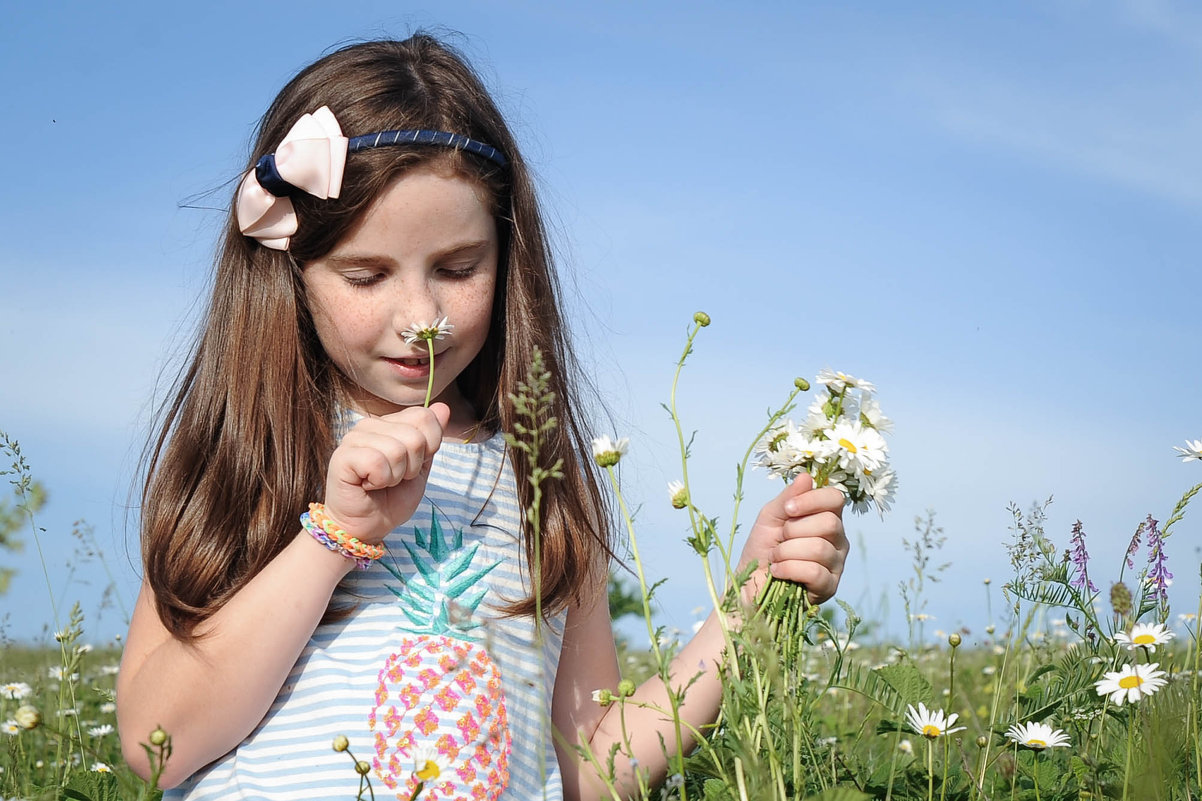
[1027,739,1047,749]
[838,438,858,453]
[922,724,941,738]
[1133,634,1155,645]
[1118,675,1143,689]
[416,760,440,782]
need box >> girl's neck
[341,383,487,443]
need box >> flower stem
[423,338,435,407]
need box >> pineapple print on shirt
[369,509,511,800]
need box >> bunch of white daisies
[756,369,896,516]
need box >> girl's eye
[440,263,479,280]
[343,273,384,288]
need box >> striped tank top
[167,426,567,800]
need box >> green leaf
[802,789,873,801]
[60,770,122,801]
[874,662,934,708]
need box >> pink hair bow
[235,106,349,251]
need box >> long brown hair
[142,35,613,639]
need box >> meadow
[2,320,1200,801]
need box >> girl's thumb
[428,402,453,430]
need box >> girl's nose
[392,281,442,334]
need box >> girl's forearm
[117,531,353,788]
[584,609,727,798]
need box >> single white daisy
[859,395,894,433]
[1094,662,1168,705]
[90,762,111,773]
[99,702,116,714]
[1114,622,1175,652]
[898,738,913,753]
[411,745,444,783]
[1005,721,1071,750]
[591,435,629,467]
[0,682,31,700]
[905,702,966,739]
[1,720,19,736]
[667,480,688,509]
[87,724,114,737]
[1173,438,1202,462]
[400,315,454,345]
[825,420,887,475]
[816,368,876,394]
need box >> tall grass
[1,316,1199,799]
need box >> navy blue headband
[253,129,508,199]
[350,129,507,167]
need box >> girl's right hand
[322,403,451,544]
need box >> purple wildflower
[1144,514,1173,604]
[1068,520,1097,593]
[1125,520,1143,570]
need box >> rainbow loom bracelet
[300,508,381,569]
[307,503,386,561]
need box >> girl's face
[302,166,498,431]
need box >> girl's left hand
[737,474,848,605]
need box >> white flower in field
[817,368,875,394]
[90,762,112,773]
[87,724,114,737]
[897,738,913,754]
[57,708,78,718]
[400,315,454,345]
[1114,622,1175,652]
[667,480,688,509]
[1005,721,1071,750]
[99,702,116,714]
[1,682,31,700]
[591,435,628,467]
[98,665,120,676]
[14,705,40,730]
[77,643,93,654]
[1094,662,1168,705]
[47,666,78,682]
[905,703,966,739]
[863,468,897,515]
[1,720,19,736]
[1173,438,1202,462]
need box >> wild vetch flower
[1173,438,1202,462]
[1114,622,1175,652]
[1005,721,1071,750]
[0,682,31,700]
[1094,662,1168,705]
[1125,520,1143,570]
[1143,514,1173,604]
[590,436,628,468]
[905,703,966,739]
[399,316,454,344]
[1068,520,1097,593]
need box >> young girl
[116,34,849,801]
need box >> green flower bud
[976,735,989,749]
[693,311,711,327]
[1110,581,1133,618]
[794,377,810,392]
[355,760,371,776]
[591,688,614,707]
[332,735,349,752]
[617,679,637,698]
[148,727,168,746]
[948,633,962,648]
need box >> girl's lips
[382,352,439,378]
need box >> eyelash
[340,263,479,288]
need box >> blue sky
[2,1,1200,647]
